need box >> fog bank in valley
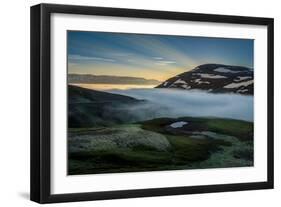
[108,88,253,122]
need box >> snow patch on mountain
[214,67,244,73]
[237,89,249,93]
[174,79,187,84]
[197,73,227,79]
[170,121,188,128]
[181,85,191,89]
[234,76,252,82]
[169,79,191,89]
[194,79,210,84]
[224,80,253,89]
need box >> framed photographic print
[30,3,274,203]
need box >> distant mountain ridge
[68,74,161,85]
[156,64,253,95]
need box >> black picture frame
[30,3,274,204]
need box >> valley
[68,82,254,175]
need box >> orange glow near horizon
[68,64,195,82]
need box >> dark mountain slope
[68,85,159,128]
[69,84,140,104]
[156,64,253,95]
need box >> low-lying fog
[108,88,253,122]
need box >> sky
[68,31,253,82]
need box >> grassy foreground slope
[141,117,253,142]
[68,117,253,175]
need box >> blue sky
[68,31,253,81]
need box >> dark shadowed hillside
[68,85,163,128]
[69,84,141,104]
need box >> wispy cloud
[153,57,164,60]
[111,52,132,57]
[68,31,253,80]
[155,60,177,66]
[69,54,116,62]
[119,36,198,69]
